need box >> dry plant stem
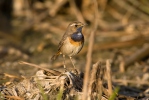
[106,60,113,96]
[124,44,149,68]
[4,73,21,79]
[24,0,33,20]
[98,0,108,11]
[113,79,149,85]
[0,31,20,45]
[88,62,99,99]
[82,0,99,100]
[69,0,85,23]
[49,0,67,17]
[127,0,149,15]
[98,80,103,100]
[119,61,125,73]
[113,0,149,21]
[57,79,64,100]
[82,0,91,9]
[4,95,24,100]
[107,5,124,21]
[19,61,61,75]
[80,36,148,55]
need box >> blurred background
[0,0,149,97]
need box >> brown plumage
[51,21,85,68]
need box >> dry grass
[1,61,144,100]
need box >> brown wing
[58,32,69,51]
[51,32,68,60]
[58,23,73,51]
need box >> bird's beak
[82,23,88,26]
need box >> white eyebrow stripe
[70,23,76,26]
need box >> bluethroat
[51,21,86,69]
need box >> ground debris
[0,62,110,100]
[0,62,147,100]
[0,69,83,100]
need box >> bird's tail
[51,51,61,61]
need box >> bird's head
[68,21,86,33]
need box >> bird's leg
[69,56,76,69]
[63,55,66,69]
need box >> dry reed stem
[124,44,149,67]
[82,0,99,99]
[80,35,148,55]
[19,61,61,76]
[4,73,21,79]
[113,0,149,21]
[49,0,67,17]
[82,0,91,9]
[3,95,24,100]
[106,60,113,96]
[119,61,125,73]
[113,79,149,85]
[24,0,33,20]
[88,62,100,99]
[97,80,103,100]
[69,0,85,23]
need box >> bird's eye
[75,25,78,27]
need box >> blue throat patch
[71,32,84,42]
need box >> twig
[4,73,21,79]
[49,0,68,17]
[106,60,113,96]
[113,0,149,21]
[69,0,85,23]
[127,0,149,15]
[80,36,149,55]
[119,61,125,73]
[82,0,99,99]
[97,80,103,100]
[107,5,123,21]
[113,79,149,85]
[19,61,61,76]
[4,95,24,100]
[88,62,100,99]
[124,44,149,68]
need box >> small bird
[51,21,86,69]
